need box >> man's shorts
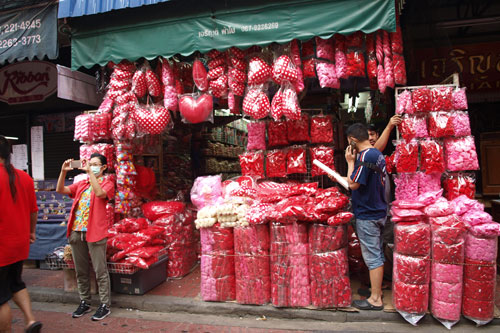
[355,217,387,270]
[0,261,27,305]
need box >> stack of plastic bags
[234,224,271,305]
[270,221,310,307]
[308,223,351,308]
[391,199,431,326]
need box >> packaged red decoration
[327,212,354,226]
[286,146,307,175]
[412,88,432,112]
[272,54,298,85]
[290,40,304,92]
[132,68,147,98]
[178,93,213,124]
[247,57,272,85]
[346,52,365,77]
[431,87,453,111]
[267,121,289,147]
[397,114,417,141]
[301,39,316,78]
[315,37,334,62]
[133,104,171,135]
[243,87,270,120]
[310,115,333,143]
[428,112,454,138]
[266,149,287,178]
[246,121,266,151]
[315,60,339,89]
[334,34,347,79]
[393,52,407,86]
[443,173,475,200]
[287,114,310,142]
[420,139,445,174]
[393,253,430,285]
[272,82,302,120]
[192,58,208,92]
[142,201,186,221]
[239,151,265,178]
[310,146,334,177]
[394,222,431,256]
[395,139,418,173]
[393,280,429,315]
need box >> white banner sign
[30,126,44,180]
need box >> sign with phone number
[0,4,57,64]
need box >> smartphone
[70,160,82,169]
[349,141,357,152]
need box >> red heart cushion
[179,94,213,124]
[272,55,298,84]
[243,89,270,119]
[248,57,272,85]
[145,70,162,97]
[133,105,171,135]
[193,59,208,92]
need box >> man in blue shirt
[344,123,387,311]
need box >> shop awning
[70,0,396,70]
[58,0,172,18]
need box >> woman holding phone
[56,153,115,321]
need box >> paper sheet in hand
[312,159,349,190]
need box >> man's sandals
[352,299,384,311]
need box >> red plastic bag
[310,146,334,177]
[394,222,431,256]
[192,59,208,91]
[142,201,186,221]
[127,246,163,258]
[428,112,454,138]
[431,87,453,111]
[395,139,418,173]
[272,54,298,85]
[239,151,265,178]
[412,88,432,112]
[243,87,270,120]
[420,139,445,174]
[267,120,288,147]
[287,114,310,142]
[310,115,333,144]
[286,146,307,175]
[327,212,354,226]
[266,149,287,178]
[114,218,149,233]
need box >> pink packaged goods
[431,299,461,321]
[431,263,463,284]
[465,234,497,262]
[432,281,462,304]
[396,90,415,115]
[452,88,468,110]
[246,122,266,150]
[444,136,479,171]
[451,111,471,137]
[418,172,442,194]
[394,173,419,200]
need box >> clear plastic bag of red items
[412,88,432,112]
[272,54,298,85]
[385,153,396,174]
[315,59,339,89]
[287,114,310,142]
[452,87,468,110]
[451,111,471,137]
[315,36,334,61]
[396,90,415,115]
[314,194,349,215]
[444,136,479,171]
[246,121,266,151]
[301,39,316,78]
[266,149,287,178]
[243,86,270,120]
[394,223,431,256]
[394,139,418,173]
[127,245,163,259]
[393,253,431,285]
[420,139,445,174]
[192,58,208,92]
[310,146,334,177]
[141,201,186,221]
[393,52,407,86]
[428,111,454,138]
[124,256,158,269]
[443,173,475,200]
[393,280,429,319]
[74,114,93,142]
[431,87,453,111]
[397,114,417,141]
[272,81,302,121]
[113,217,149,234]
[92,113,112,141]
[327,212,354,226]
[310,115,333,143]
[247,56,272,85]
[346,51,365,77]
[267,120,288,147]
[239,151,265,178]
[286,146,307,175]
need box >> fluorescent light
[5,136,18,140]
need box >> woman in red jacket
[56,153,115,321]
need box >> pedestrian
[56,153,115,321]
[0,135,42,332]
[340,123,387,311]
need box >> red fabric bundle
[127,246,163,259]
[310,115,333,144]
[464,278,495,301]
[443,173,475,200]
[310,146,334,177]
[428,112,455,138]
[432,242,464,264]
[420,139,445,174]
[286,146,307,175]
[393,53,407,86]
[287,114,310,142]
[309,224,347,252]
[267,121,289,147]
[393,281,429,314]
[314,194,349,215]
[142,201,185,221]
[301,40,316,78]
[395,140,418,173]
[239,151,265,178]
[464,259,496,281]
[462,297,495,320]
[431,87,454,111]
[412,88,432,112]
[394,223,431,256]
[266,149,287,178]
[393,253,430,285]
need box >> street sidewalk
[22,266,500,325]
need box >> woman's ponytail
[0,135,17,200]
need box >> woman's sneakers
[91,304,111,321]
[72,300,91,318]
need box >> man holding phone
[342,123,387,311]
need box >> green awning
[71,0,396,70]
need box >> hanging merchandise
[273,82,302,120]
[132,104,171,135]
[287,114,310,142]
[301,39,316,79]
[419,139,445,174]
[428,112,454,138]
[132,68,147,98]
[418,172,442,194]
[412,88,432,112]
[452,88,468,110]
[395,90,415,115]
[267,120,289,147]
[397,114,416,141]
[239,151,265,178]
[451,111,471,137]
[315,60,339,89]
[178,93,213,124]
[266,149,287,178]
[290,40,305,92]
[444,136,479,171]
[431,87,454,112]
[443,173,476,200]
[394,139,418,173]
[161,58,179,112]
[375,31,386,94]
[346,31,366,78]
[310,146,335,177]
[310,115,333,144]
[79,143,115,171]
[394,172,419,200]
[287,146,307,175]
[243,86,271,120]
[382,31,394,88]
[192,58,209,92]
[246,121,267,151]
[247,56,272,85]
[272,54,298,85]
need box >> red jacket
[67,178,114,242]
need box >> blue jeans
[355,217,386,270]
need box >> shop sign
[414,41,500,92]
[0,4,58,64]
[0,61,57,104]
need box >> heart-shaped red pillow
[133,105,171,135]
[192,59,208,91]
[145,70,162,97]
[272,55,298,84]
[248,57,272,85]
[179,94,213,124]
[132,70,147,98]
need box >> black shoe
[72,301,91,318]
[91,304,111,321]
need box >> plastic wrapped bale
[270,222,310,307]
[394,223,431,257]
[233,224,271,305]
[462,232,498,326]
[200,224,235,301]
[308,224,351,308]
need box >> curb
[28,286,500,325]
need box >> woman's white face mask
[90,165,101,176]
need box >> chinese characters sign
[415,42,500,92]
[0,4,58,64]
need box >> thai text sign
[415,41,500,92]
[0,61,57,104]
[0,4,58,64]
